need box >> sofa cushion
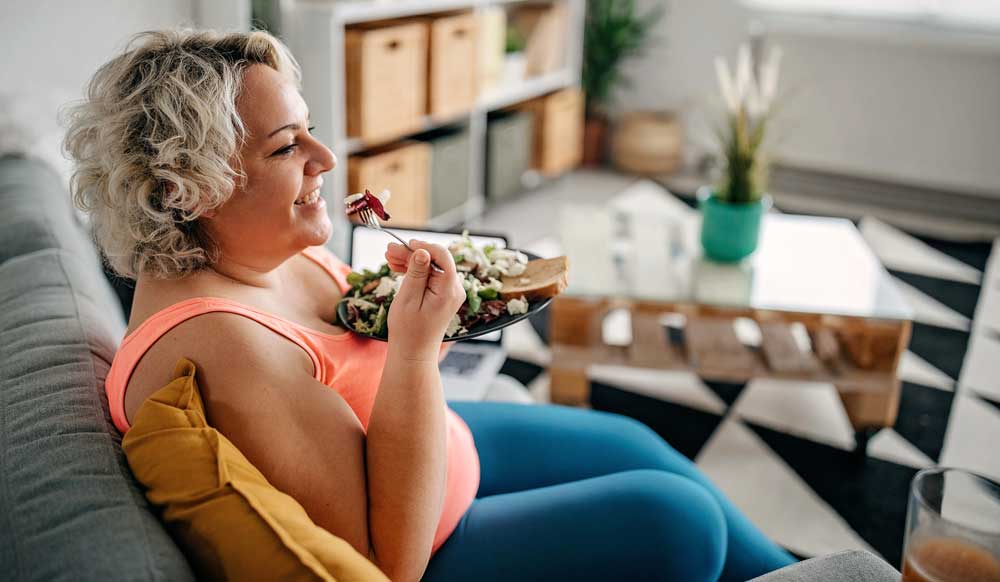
[0,249,194,581]
[748,550,900,581]
[0,154,129,323]
[0,156,96,265]
[122,357,389,582]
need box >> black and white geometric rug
[495,180,1000,568]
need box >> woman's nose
[307,140,337,175]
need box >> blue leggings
[424,402,795,582]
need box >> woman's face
[203,63,336,264]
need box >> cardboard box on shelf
[346,22,428,142]
[348,141,432,227]
[478,7,506,92]
[524,87,583,176]
[426,12,479,120]
[511,1,568,78]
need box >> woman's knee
[585,409,692,465]
[611,470,727,582]
[601,410,666,446]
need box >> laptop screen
[348,225,509,344]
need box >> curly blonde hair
[63,28,301,279]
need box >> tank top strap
[106,296,324,434]
[300,245,353,293]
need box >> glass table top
[558,190,912,321]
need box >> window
[742,0,1000,33]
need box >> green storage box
[425,127,471,219]
[487,110,534,203]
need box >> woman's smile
[293,187,325,210]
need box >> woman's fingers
[385,240,463,309]
[408,240,466,308]
[385,242,410,272]
[387,240,455,274]
[395,249,432,305]
[386,257,409,273]
[407,240,456,275]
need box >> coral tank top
[105,245,480,553]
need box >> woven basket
[427,12,478,119]
[348,141,431,227]
[345,22,427,142]
[612,111,683,175]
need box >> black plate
[337,251,555,342]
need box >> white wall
[618,0,1000,199]
[0,0,254,186]
[0,0,196,101]
[6,0,998,200]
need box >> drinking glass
[902,467,1000,582]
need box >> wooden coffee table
[549,194,913,452]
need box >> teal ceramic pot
[698,186,772,263]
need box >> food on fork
[345,188,391,221]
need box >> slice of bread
[500,256,569,301]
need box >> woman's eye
[273,127,315,156]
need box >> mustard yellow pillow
[121,358,388,582]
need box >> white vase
[503,52,526,84]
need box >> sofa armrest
[749,550,900,582]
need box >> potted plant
[700,43,783,262]
[581,0,662,166]
[503,24,527,84]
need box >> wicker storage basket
[348,141,431,227]
[612,111,684,175]
[427,12,478,120]
[346,22,428,142]
[477,7,506,92]
[525,87,583,176]
[511,1,567,77]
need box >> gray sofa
[0,155,195,580]
[0,154,901,581]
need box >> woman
[64,29,794,582]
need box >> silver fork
[358,208,446,273]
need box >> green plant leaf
[583,0,664,112]
[505,25,526,53]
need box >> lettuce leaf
[372,304,388,336]
[477,287,498,300]
[466,287,482,316]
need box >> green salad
[341,231,530,338]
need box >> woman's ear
[202,208,217,219]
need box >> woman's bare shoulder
[124,270,227,334]
[123,285,313,427]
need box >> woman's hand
[384,241,465,362]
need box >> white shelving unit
[282,0,585,257]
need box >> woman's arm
[366,241,466,581]
[163,313,373,557]
[366,350,447,581]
